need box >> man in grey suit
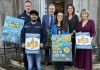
[42,4,56,65]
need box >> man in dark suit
[42,4,56,65]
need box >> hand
[72,30,75,33]
[22,43,25,48]
[71,30,75,35]
[40,43,43,48]
[70,33,73,36]
[79,31,82,34]
[90,37,93,42]
[70,33,74,38]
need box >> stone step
[0,50,99,70]
[0,59,100,70]
[0,67,6,70]
[93,64,100,70]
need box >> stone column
[31,0,40,12]
[12,0,19,17]
[0,0,5,48]
[97,0,100,60]
[18,0,24,15]
[40,0,46,19]
[97,0,100,45]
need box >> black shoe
[65,62,73,66]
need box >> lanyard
[57,28,62,34]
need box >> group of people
[18,1,96,70]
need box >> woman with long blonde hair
[74,9,96,70]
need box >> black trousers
[22,48,28,70]
[56,62,64,70]
[65,37,75,66]
[72,37,76,63]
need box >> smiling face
[67,6,74,15]
[48,5,56,15]
[57,12,63,22]
[30,14,38,21]
[81,10,89,20]
[24,2,32,13]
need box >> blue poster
[2,16,24,43]
[51,34,72,62]
[75,32,92,49]
[25,33,40,54]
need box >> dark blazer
[65,14,79,33]
[20,21,46,44]
[42,14,50,29]
[18,11,31,25]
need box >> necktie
[50,15,53,28]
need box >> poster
[2,16,24,43]
[25,33,40,54]
[76,32,92,49]
[51,34,72,62]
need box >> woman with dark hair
[51,11,69,70]
[65,4,79,66]
[20,10,46,70]
[51,11,68,34]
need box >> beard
[32,20,37,22]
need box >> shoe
[65,62,73,66]
[44,60,49,65]
[44,61,52,65]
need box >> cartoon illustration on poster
[2,16,24,43]
[51,34,72,62]
[76,32,92,49]
[25,33,40,54]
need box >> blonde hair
[80,9,89,18]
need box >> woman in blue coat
[51,12,69,34]
[51,11,69,70]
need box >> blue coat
[51,23,69,34]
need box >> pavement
[0,48,100,70]
[0,56,100,70]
